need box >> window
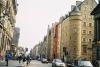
[70,36,71,40]
[83,30,86,34]
[89,23,92,27]
[89,31,92,34]
[83,46,87,53]
[83,22,86,26]
[83,38,86,42]
[89,39,92,42]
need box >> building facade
[47,26,52,61]
[57,0,97,61]
[52,23,59,59]
[69,6,82,61]
[61,17,70,62]
[79,0,97,61]
[11,27,20,58]
[32,0,97,62]
[0,0,17,59]
[66,0,96,61]
[91,0,100,66]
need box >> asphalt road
[26,60,52,67]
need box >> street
[0,0,100,67]
[0,60,23,67]
[26,60,52,67]
[0,60,52,67]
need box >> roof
[69,1,83,15]
[73,1,83,11]
[91,3,100,15]
[73,6,80,12]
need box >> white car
[78,61,93,67]
[41,58,48,63]
[52,59,66,67]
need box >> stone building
[11,27,20,57]
[50,25,54,60]
[91,0,100,66]
[69,6,82,61]
[0,0,17,58]
[42,36,48,58]
[57,0,97,61]
[32,0,97,62]
[60,16,70,62]
[47,26,52,60]
[12,27,20,47]
[68,0,97,61]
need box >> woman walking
[5,51,10,66]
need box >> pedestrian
[18,55,22,63]
[26,55,30,65]
[5,51,10,66]
[22,55,26,66]
[23,55,26,62]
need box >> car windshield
[56,59,62,62]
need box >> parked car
[52,59,66,67]
[67,60,93,67]
[78,61,93,67]
[41,58,48,63]
[37,58,41,61]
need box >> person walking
[22,55,26,66]
[18,55,22,63]
[26,55,30,65]
[5,51,10,66]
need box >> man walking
[5,51,10,66]
[26,55,30,65]
[18,55,22,63]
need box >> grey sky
[16,0,97,51]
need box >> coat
[5,53,10,61]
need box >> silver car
[78,61,93,67]
[41,58,48,63]
[52,59,66,67]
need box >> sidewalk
[0,60,24,67]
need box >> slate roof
[69,1,83,15]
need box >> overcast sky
[16,0,97,51]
